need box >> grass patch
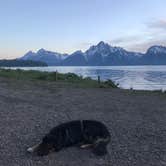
[0,68,118,88]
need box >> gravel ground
[0,77,166,166]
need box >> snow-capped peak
[147,45,166,54]
[37,48,46,53]
[21,51,36,60]
[37,48,57,56]
[86,41,110,56]
[19,42,166,66]
[86,41,127,58]
[72,50,83,55]
[97,41,109,47]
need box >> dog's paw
[27,147,34,153]
[80,144,93,149]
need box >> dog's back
[49,120,84,146]
[50,120,110,141]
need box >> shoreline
[2,65,166,91]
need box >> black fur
[32,120,110,156]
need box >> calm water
[8,66,166,90]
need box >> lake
[8,66,166,90]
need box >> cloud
[147,19,166,30]
[126,39,166,53]
[130,19,166,52]
[110,35,146,46]
[109,18,166,53]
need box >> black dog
[27,120,110,156]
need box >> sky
[0,0,166,59]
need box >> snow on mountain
[146,45,166,55]
[86,41,112,58]
[142,45,166,65]
[20,49,68,65]
[84,41,142,65]
[20,42,166,66]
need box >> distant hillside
[141,46,166,65]
[20,42,166,66]
[20,49,68,66]
[0,59,47,67]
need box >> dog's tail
[92,137,110,156]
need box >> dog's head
[27,135,56,156]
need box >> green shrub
[0,68,118,88]
[104,79,118,88]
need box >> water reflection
[7,66,166,90]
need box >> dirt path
[0,77,166,166]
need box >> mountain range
[20,41,166,66]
